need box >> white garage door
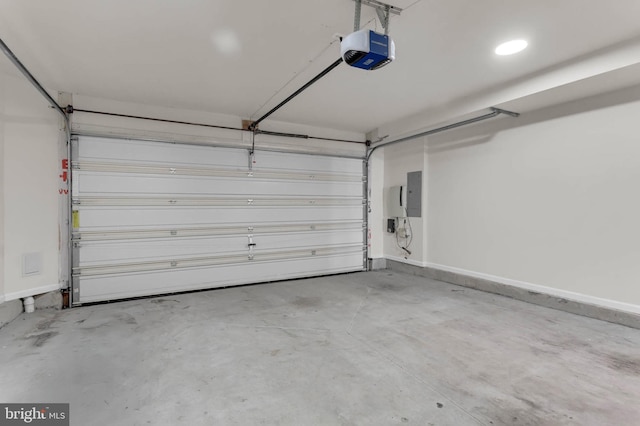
[71,136,365,304]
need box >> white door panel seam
[73,162,364,182]
[73,222,364,241]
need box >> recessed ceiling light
[495,39,528,56]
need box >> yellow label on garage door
[72,210,80,229]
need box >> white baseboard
[385,255,427,268]
[383,256,640,316]
[424,262,640,316]
[0,294,5,304]
[4,283,61,302]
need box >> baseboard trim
[385,259,640,329]
[4,284,61,302]
[426,262,640,315]
[385,255,427,268]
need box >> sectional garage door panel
[75,206,364,230]
[76,137,250,168]
[73,172,363,198]
[77,254,363,304]
[77,230,365,265]
[250,150,364,174]
[71,136,366,304]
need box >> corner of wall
[422,142,428,263]
[380,137,427,266]
[1,68,6,302]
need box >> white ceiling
[1,0,640,134]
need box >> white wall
[422,85,640,310]
[0,71,5,302]
[381,139,427,266]
[1,70,60,301]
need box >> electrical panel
[406,171,422,217]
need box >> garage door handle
[248,241,257,261]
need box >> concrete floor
[1,271,639,426]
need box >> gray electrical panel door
[406,171,422,217]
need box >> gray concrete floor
[1,271,639,426]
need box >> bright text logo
[0,404,68,426]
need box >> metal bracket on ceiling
[490,107,520,118]
[376,6,391,35]
[352,0,402,34]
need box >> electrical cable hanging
[395,208,413,256]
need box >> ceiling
[2,0,640,135]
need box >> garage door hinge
[247,199,254,205]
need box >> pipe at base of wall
[23,297,35,314]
